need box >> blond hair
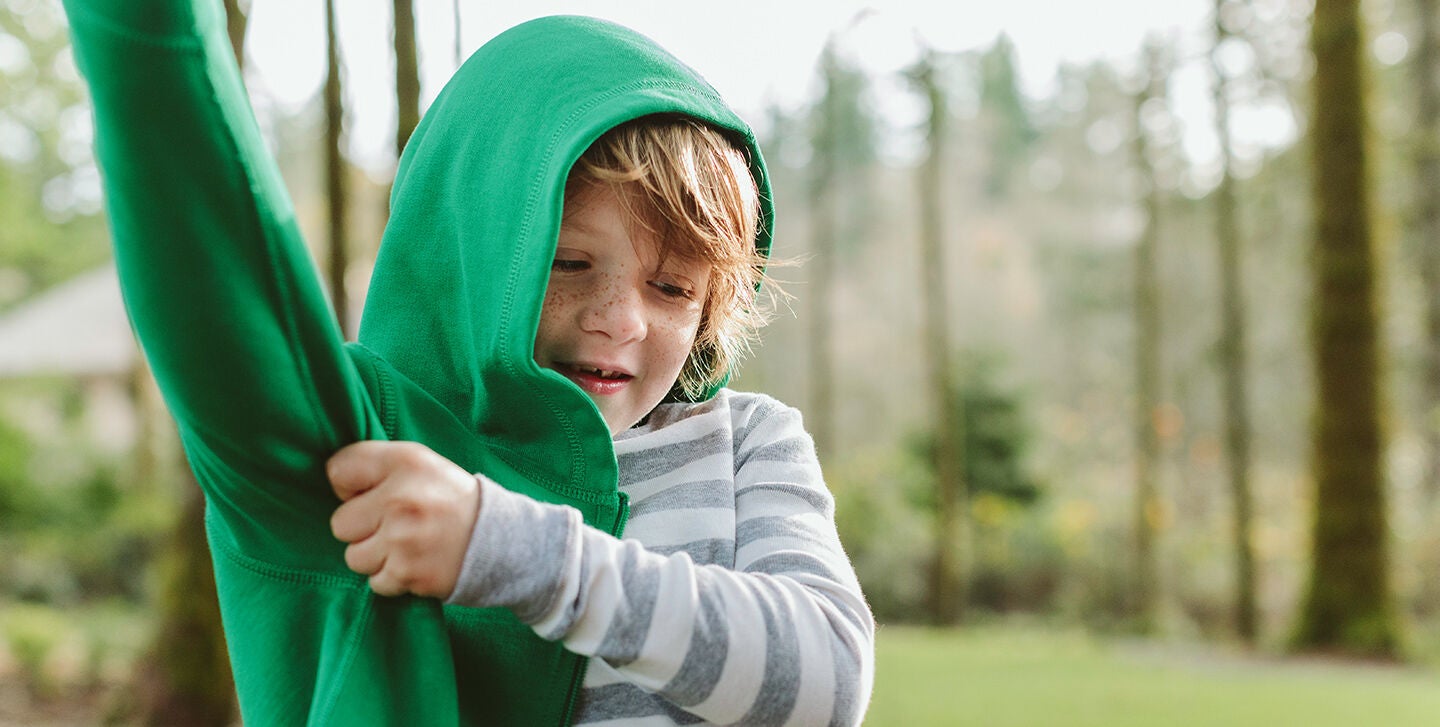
[565,115,773,399]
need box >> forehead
[562,185,712,273]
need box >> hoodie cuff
[444,474,580,623]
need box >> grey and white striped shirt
[447,389,875,726]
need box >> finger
[369,565,407,597]
[344,537,386,576]
[331,495,383,543]
[327,440,405,501]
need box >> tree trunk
[1416,0,1440,506]
[806,44,839,463]
[1211,0,1258,645]
[1293,0,1402,659]
[393,0,421,156]
[1129,43,1165,634]
[325,0,350,335]
[133,469,235,726]
[913,52,967,625]
[453,0,464,69]
[383,0,423,285]
[1408,0,1440,622]
[222,0,248,67]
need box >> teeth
[579,365,623,379]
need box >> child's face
[535,185,710,434]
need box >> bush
[2,602,75,699]
[830,446,933,622]
[969,495,1065,614]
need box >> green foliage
[829,354,1057,621]
[977,34,1038,198]
[969,497,1066,614]
[0,599,151,703]
[2,601,73,699]
[0,415,36,522]
[810,42,879,177]
[830,446,932,621]
[808,40,880,260]
[0,3,111,312]
[0,380,176,605]
[4,464,165,604]
[910,353,1041,506]
[960,388,1040,503]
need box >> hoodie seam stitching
[500,78,710,495]
[210,528,369,588]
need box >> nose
[580,282,646,343]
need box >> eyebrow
[559,209,596,234]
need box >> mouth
[556,362,634,394]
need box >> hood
[357,16,774,489]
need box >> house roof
[0,265,138,378]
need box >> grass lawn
[867,624,1440,726]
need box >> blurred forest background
[2,0,1440,724]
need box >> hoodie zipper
[557,491,630,726]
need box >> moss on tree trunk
[1293,0,1402,659]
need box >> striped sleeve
[446,396,874,725]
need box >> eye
[552,258,589,273]
[648,279,695,300]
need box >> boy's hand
[327,441,480,598]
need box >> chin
[603,411,645,435]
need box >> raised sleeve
[448,402,876,726]
[64,0,378,562]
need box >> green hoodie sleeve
[64,0,377,566]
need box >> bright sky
[242,0,1243,172]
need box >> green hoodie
[63,1,774,724]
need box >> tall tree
[384,0,423,281]
[909,49,967,625]
[1294,0,1402,658]
[1416,0,1440,505]
[977,34,1037,199]
[393,0,421,156]
[806,42,840,463]
[1211,0,1259,645]
[324,0,350,335]
[805,40,876,461]
[1129,41,1167,634]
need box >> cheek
[536,288,573,345]
[648,312,701,365]
[541,281,591,319]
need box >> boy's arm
[65,0,373,547]
[443,404,875,726]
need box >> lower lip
[564,368,632,395]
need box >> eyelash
[649,280,694,300]
[552,259,589,273]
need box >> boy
[64,0,873,724]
